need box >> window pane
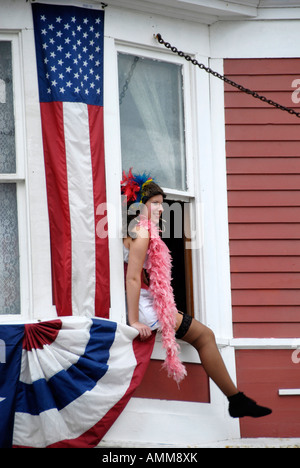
[0,41,16,174]
[118,53,186,191]
[0,184,20,315]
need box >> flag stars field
[34,5,103,105]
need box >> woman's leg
[175,313,272,418]
[175,314,238,397]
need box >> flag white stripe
[63,102,96,317]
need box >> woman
[121,169,272,419]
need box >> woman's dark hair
[140,180,166,204]
[123,180,166,239]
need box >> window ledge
[152,333,231,363]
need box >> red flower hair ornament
[121,168,153,204]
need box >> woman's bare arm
[126,227,152,340]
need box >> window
[118,53,186,191]
[0,38,27,317]
[162,200,194,317]
[118,49,195,318]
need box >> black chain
[156,33,300,119]
[119,56,140,105]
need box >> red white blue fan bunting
[0,317,154,448]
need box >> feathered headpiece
[121,168,153,204]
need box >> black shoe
[228,392,272,419]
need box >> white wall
[211,19,300,58]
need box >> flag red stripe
[40,102,72,316]
[88,105,110,318]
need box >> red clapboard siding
[229,207,300,223]
[228,174,300,190]
[230,240,300,256]
[227,141,300,157]
[233,322,300,338]
[233,305,300,322]
[231,256,300,272]
[232,289,300,306]
[224,58,300,340]
[224,74,300,92]
[230,224,300,240]
[224,92,300,109]
[227,157,300,173]
[224,58,300,74]
[133,361,210,403]
[226,125,300,141]
[228,191,300,207]
[236,350,300,438]
[231,272,300,289]
[225,108,299,125]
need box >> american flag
[32,3,110,318]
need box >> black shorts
[175,312,193,339]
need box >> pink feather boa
[139,217,187,384]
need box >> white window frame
[104,39,205,362]
[0,33,30,323]
[116,43,195,200]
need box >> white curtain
[0,41,16,174]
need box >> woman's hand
[131,321,152,341]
